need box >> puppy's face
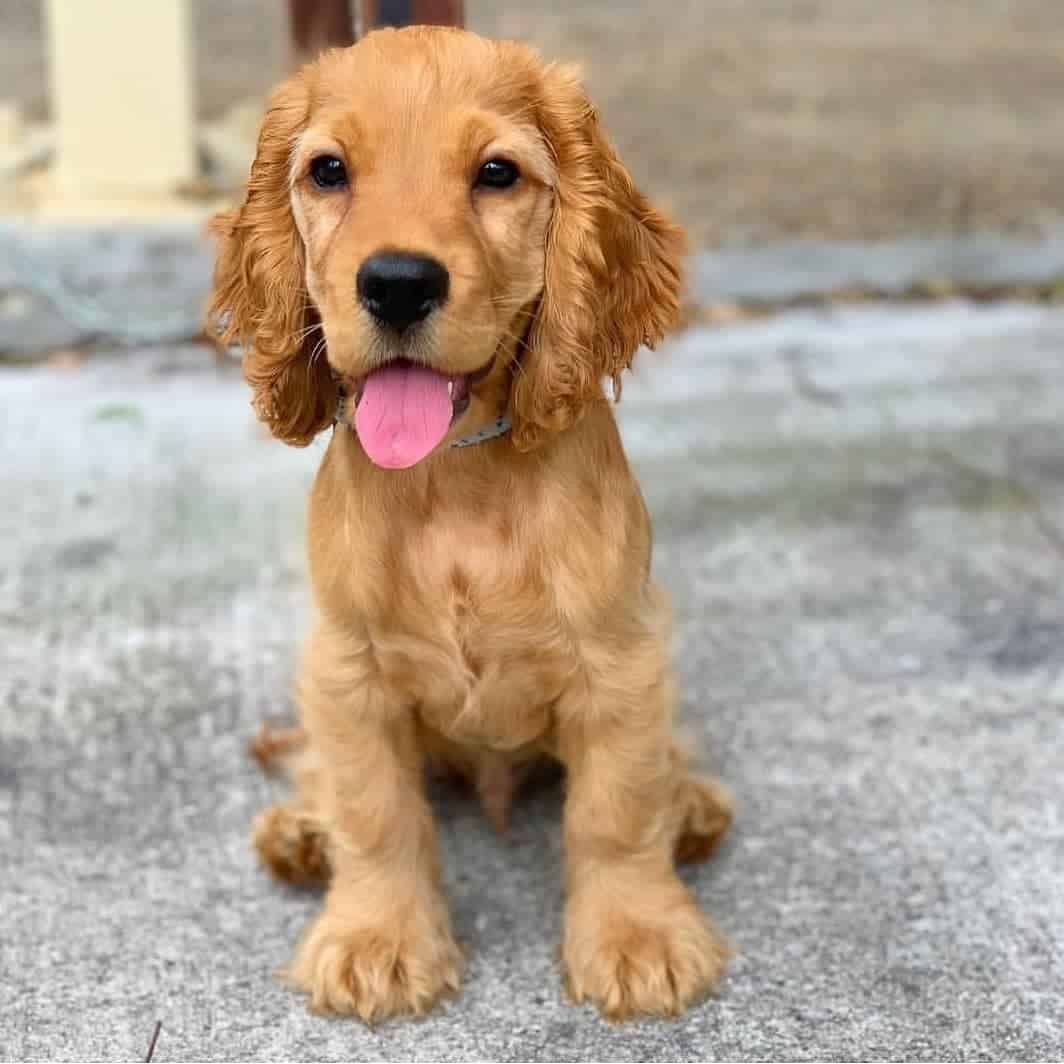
[210,28,684,460]
[292,35,554,465]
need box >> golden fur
[210,27,733,1023]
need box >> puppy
[210,26,733,1023]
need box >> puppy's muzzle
[357,251,450,333]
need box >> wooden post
[44,0,198,200]
[355,0,465,34]
[287,0,354,70]
[287,0,464,65]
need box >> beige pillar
[44,0,198,202]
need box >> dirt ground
[4,0,1064,247]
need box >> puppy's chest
[369,519,573,750]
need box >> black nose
[356,251,450,332]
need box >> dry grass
[3,0,1064,246]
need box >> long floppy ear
[207,80,337,447]
[511,64,686,451]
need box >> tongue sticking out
[354,361,454,469]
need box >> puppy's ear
[207,79,337,446]
[511,64,686,451]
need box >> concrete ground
[3,303,1064,1061]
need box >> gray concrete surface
[0,224,212,356]
[5,222,1064,356]
[692,228,1064,303]
[3,304,1064,1061]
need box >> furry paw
[252,803,330,885]
[563,885,729,1020]
[285,904,463,1022]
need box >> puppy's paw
[674,774,734,863]
[252,803,330,885]
[285,905,463,1023]
[563,887,729,1020]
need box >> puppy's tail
[476,753,516,834]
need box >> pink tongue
[354,361,453,469]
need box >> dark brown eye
[475,158,519,190]
[310,155,348,189]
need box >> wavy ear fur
[510,64,686,452]
[207,80,337,447]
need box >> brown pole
[288,0,464,70]
[287,0,354,69]
[356,0,465,34]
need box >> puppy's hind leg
[250,721,308,776]
[250,721,331,885]
[668,743,734,864]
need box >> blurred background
[4,0,1064,244]
[4,0,1064,350]
[3,3,1064,1062]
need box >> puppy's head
[209,27,684,463]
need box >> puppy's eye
[475,158,519,190]
[310,155,348,190]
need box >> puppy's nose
[357,251,450,331]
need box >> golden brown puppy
[210,26,733,1023]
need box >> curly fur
[512,62,686,450]
[208,80,337,445]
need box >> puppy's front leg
[558,654,729,1020]
[285,630,462,1022]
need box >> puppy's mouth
[352,357,491,470]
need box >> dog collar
[446,414,513,449]
[334,393,512,450]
